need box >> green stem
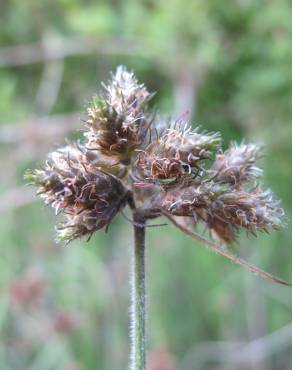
[130,212,146,370]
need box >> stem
[130,212,146,370]
[164,211,291,286]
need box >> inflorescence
[25,66,286,246]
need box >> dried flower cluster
[25,66,286,250]
[26,145,128,242]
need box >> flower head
[84,66,153,163]
[26,65,287,267]
[211,143,263,185]
[163,123,221,164]
[211,187,285,233]
[134,123,221,187]
[160,182,227,223]
[25,145,127,242]
[161,181,285,244]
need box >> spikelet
[211,187,285,234]
[161,181,286,244]
[163,123,221,164]
[25,145,127,242]
[161,182,226,218]
[84,66,153,163]
[211,143,263,185]
[107,66,151,125]
[134,123,221,187]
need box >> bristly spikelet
[84,66,153,163]
[159,181,237,244]
[160,182,227,219]
[80,143,127,178]
[25,145,128,242]
[160,180,286,244]
[107,66,152,123]
[163,122,222,164]
[133,122,221,187]
[211,143,263,185]
[211,187,285,234]
[57,206,121,243]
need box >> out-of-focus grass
[0,1,292,369]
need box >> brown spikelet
[211,187,285,234]
[133,123,221,187]
[25,145,128,242]
[84,66,153,163]
[160,182,286,243]
[211,143,263,185]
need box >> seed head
[211,187,285,234]
[84,66,153,162]
[211,143,263,185]
[57,206,121,243]
[107,66,151,123]
[134,123,221,187]
[26,65,287,260]
[25,145,127,242]
[161,181,286,244]
[163,123,221,164]
[161,182,226,219]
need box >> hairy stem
[130,212,146,370]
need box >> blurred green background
[0,0,292,369]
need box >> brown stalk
[163,212,291,287]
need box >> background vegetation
[0,0,291,369]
